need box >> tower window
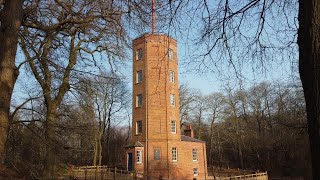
[136,48,142,60]
[170,94,175,107]
[192,148,198,161]
[172,147,177,161]
[137,150,143,163]
[171,120,176,134]
[136,94,142,107]
[168,49,174,60]
[136,70,142,83]
[136,120,142,134]
[154,149,161,160]
[193,168,198,176]
[169,70,175,83]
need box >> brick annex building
[125,33,208,180]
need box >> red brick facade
[125,34,208,180]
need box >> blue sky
[117,33,298,97]
[13,0,300,106]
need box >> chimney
[184,124,194,138]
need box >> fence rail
[209,172,268,180]
[70,166,134,180]
[69,166,268,180]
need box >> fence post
[84,168,87,180]
[100,167,104,180]
[114,167,117,180]
[95,166,97,180]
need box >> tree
[191,93,207,140]
[19,0,128,176]
[205,92,225,165]
[91,73,130,166]
[0,0,22,163]
[297,1,320,178]
[173,0,319,178]
[224,87,246,169]
[179,84,197,126]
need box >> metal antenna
[152,0,156,33]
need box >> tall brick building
[125,33,208,180]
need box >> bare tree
[191,93,207,140]
[205,92,226,166]
[179,83,197,126]
[19,0,128,176]
[0,0,22,163]
[298,1,320,178]
[91,73,130,166]
[171,0,319,177]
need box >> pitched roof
[125,141,144,148]
[181,135,205,143]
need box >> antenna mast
[152,0,156,33]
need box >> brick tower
[125,33,208,180]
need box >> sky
[12,0,300,107]
[116,33,298,98]
[118,0,298,94]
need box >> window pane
[169,70,174,83]
[171,120,176,133]
[172,147,177,161]
[170,94,175,107]
[168,49,174,60]
[136,121,142,134]
[192,148,197,161]
[137,70,142,83]
[137,150,142,163]
[193,168,198,176]
[136,48,142,60]
[154,149,160,160]
[136,94,142,107]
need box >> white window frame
[170,94,175,107]
[171,120,176,134]
[136,94,142,107]
[193,168,198,176]
[169,70,175,83]
[192,148,198,161]
[172,147,177,161]
[136,70,142,83]
[136,48,142,60]
[168,49,174,60]
[137,150,143,164]
[136,120,142,134]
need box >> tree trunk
[0,0,22,163]
[209,118,215,165]
[93,135,98,166]
[98,136,102,166]
[106,117,111,165]
[236,118,244,169]
[198,110,202,140]
[44,107,58,178]
[298,0,320,179]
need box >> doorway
[127,153,133,171]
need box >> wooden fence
[69,166,268,180]
[69,166,134,180]
[208,172,268,180]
